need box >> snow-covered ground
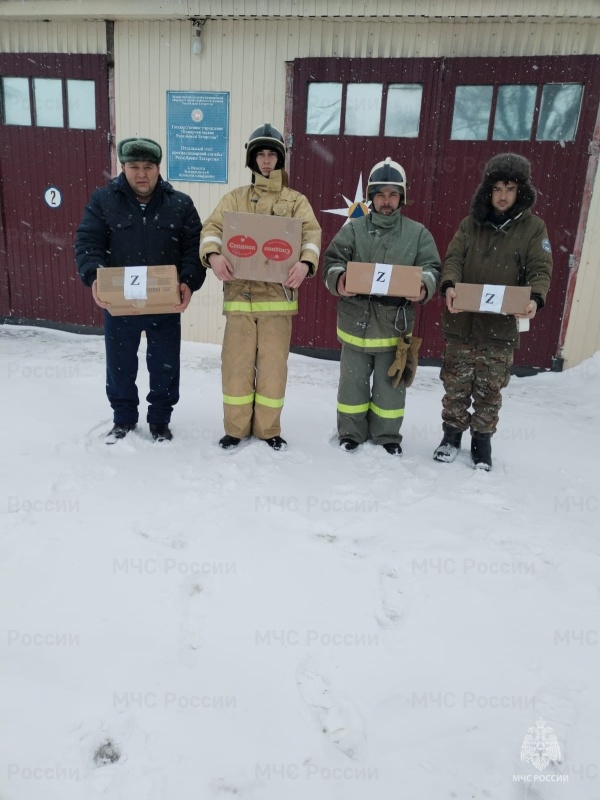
[1,324,599,800]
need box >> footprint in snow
[375,566,406,630]
[375,566,428,638]
[295,658,365,760]
[74,420,143,452]
[132,522,188,551]
[311,528,379,559]
[209,775,260,796]
[178,576,208,668]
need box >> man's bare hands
[445,287,462,314]
[175,283,192,312]
[514,300,537,320]
[208,253,234,282]
[284,261,310,289]
[337,272,356,297]
[406,282,427,302]
[91,280,110,310]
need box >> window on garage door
[306,81,424,138]
[2,76,96,129]
[450,82,584,142]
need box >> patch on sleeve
[541,238,552,253]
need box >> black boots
[106,422,136,444]
[106,422,173,444]
[150,423,173,442]
[219,435,241,449]
[265,436,287,451]
[471,431,492,471]
[433,426,463,463]
[434,427,492,470]
[218,435,287,450]
[382,442,402,456]
[339,440,401,455]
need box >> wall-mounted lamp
[192,20,205,56]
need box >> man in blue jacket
[75,137,205,443]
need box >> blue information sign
[166,91,229,183]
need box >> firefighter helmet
[365,157,407,204]
[245,123,286,170]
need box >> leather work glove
[387,336,411,388]
[401,337,422,388]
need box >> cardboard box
[222,211,302,282]
[96,265,181,316]
[345,262,423,298]
[453,283,531,314]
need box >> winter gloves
[402,337,422,387]
[387,336,422,388]
[387,336,410,386]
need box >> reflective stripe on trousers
[221,314,292,439]
[337,346,406,445]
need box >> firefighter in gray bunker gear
[323,158,441,455]
[200,123,321,450]
[433,153,553,471]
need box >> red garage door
[0,54,109,328]
[289,55,600,370]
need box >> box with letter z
[345,262,422,297]
[96,265,181,316]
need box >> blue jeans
[104,311,181,424]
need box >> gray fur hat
[117,137,162,165]
[471,152,536,224]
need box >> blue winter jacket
[75,173,205,291]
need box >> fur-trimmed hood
[471,153,537,224]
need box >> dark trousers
[104,311,181,425]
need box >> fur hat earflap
[471,152,537,224]
[118,137,162,165]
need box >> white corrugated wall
[562,143,600,370]
[112,16,600,364]
[2,13,600,367]
[0,20,107,52]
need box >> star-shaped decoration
[323,173,370,225]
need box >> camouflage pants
[440,339,514,435]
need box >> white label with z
[479,284,505,313]
[124,266,148,300]
[370,263,393,295]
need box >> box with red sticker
[222,211,302,282]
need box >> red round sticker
[226,235,258,258]
[262,239,293,262]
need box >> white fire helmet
[365,157,407,204]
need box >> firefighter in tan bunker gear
[200,124,322,450]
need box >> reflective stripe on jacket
[323,210,441,353]
[200,169,321,317]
